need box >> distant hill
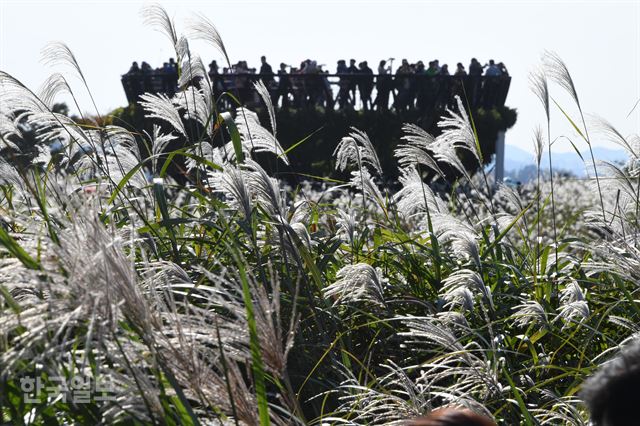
[504,144,628,182]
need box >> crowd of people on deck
[125,59,179,98]
[123,56,510,112]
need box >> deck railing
[121,72,511,112]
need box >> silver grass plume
[543,50,581,110]
[175,86,214,136]
[441,268,493,311]
[213,164,253,219]
[0,158,27,197]
[396,123,446,179]
[349,168,386,212]
[37,73,73,110]
[494,182,526,214]
[329,361,429,424]
[40,42,88,89]
[593,115,640,160]
[139,92,187,137]
[187,12,230,66]
[336,208,358,245]
[0,71,53,116]
[139,261,288,424]
[254,79,277,138]
[529,67,550,122]
[0,203,169,422]
[25,111,90,159]
[557,279,589,328]
[139,258,297,424]
[584,247,640,293]
[511,296,548,329]
[607,315,640,336]
[493,183,527,236]
[278,200,316,254]
[334,127,382,175]
[231,107,289,164]
[545,51,611,222]
[196,264,297,377]
[597,161,637,210]
[399,316,504,403]
[435,96,482,166]
[188,141,226,171]
[533,126,545,167]
[627,135,640,173]
[141,4,179,52]
[289,199,312,226]
[0,84,24,144]
[177,55,207,90]
[33,144,52,166]
[243,159,287,218]
[74,132,147,189]
[529,390,586,425]
[176,37,191,67]
[147,125,177,172]
[40,42,105,121]
[0,114,22,151]
[323,263,386,307]
[282,221,314,255]
[106,125,141,160]
[433,213,480,268]
[394,166,445,219]
[436,311,471,329]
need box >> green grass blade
[221,112,243,164]
[153,178,180,262]
[0,225,40,270]
[231,252,270,425]
[551,97,587,143]
[279,126,324,157]
[502,365,536,425]
[0,285,21,314]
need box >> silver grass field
[1,5,639,425]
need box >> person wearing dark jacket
[358,61,374,110]
[347,59,359,106]
[336,60,351,109]
[259,55,275,89]
[374,59,392,111]
[581,339,640,426]
[275,63,290,109]
[469,58,483,76]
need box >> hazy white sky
[1,0,639,156]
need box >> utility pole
[495,130,505,184]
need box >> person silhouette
[347,59,359,106]
[454,62,467,76]
[140,61,153,93]
[374,59,392,111]
[484,59,501,76]
[259,55,275,89]
[467,58,483,105]
[497,62,509,76]
[128,61,141,74]
[469,58,483,76]
[209,60,225,101]
[358,61,374,110]
[394,59,413,110]
[336,60,351,109]
[275,63,290,109]
[167,58,178,95]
